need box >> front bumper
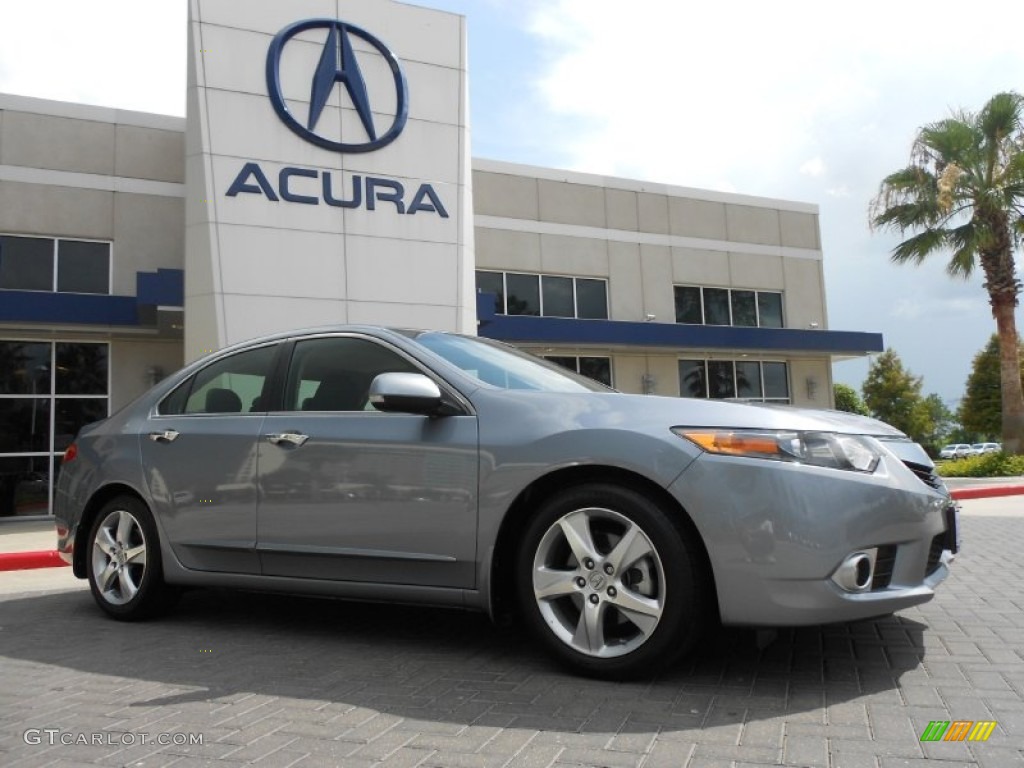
[669,450,953,626]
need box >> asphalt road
[0,496,1021,768]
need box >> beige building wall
[2,97,840,414]
[473,159,834,407]
[0,95,187,411]
[110,339,189,411]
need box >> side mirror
[368,372,445,415]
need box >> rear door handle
[148,430,179,443]
[266,432,309,447]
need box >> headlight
[672,428,881,473]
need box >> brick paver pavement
[1,511,1022,768]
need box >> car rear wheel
[87,495,177,620]
[516,483,707,678]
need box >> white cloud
[0,0,186,115]
[891,296,978,321]
[525,0,1024,400]
[527,0,1024,194]
[800,157,825,177]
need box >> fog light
[832,549,876,592]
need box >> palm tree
[869,91,1024,454]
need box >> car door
[256,334,479,588]
[140,343,280,574]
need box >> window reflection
[505,273,541,316]
[674,286,784,328]
[56,343,108,395]
[475,270,504,315]
[543,355,613,387]
[0,340,109,516]
[678,360,789,403]
[0,342,50,394]
[541,276,574,318]
[0,456,50,517]
[0,399,51,453]
[474,271,608,320]
[55,399,108,452]
[575,279,609,320]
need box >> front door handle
[266,432,309,447]
[148,430,180,443]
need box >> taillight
[63,443,78,463]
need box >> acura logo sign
[266,19,409,153]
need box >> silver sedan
[55,326,956,678]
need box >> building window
[673,285,783,328]
[475,270,504,315]
[544,355,613,387]
[678,359,789,403]
[0,340,110,517]
[0,235,111,295]
[476,271,609,320]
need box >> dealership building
[0,0,882,517]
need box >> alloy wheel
[532,506,666,658]
[91,508,148,606]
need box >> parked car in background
[939,444,973,460]
[969,442,1002,456]
[54,326,957,678]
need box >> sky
[1,0,1023,406]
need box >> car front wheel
[516,483,707,678]
[87,495,176,620]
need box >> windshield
[413,332,610,393]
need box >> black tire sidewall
[86,495,167,620]
[515,483,705,678]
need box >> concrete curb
[0,550,68,572]
[949,484,1024,501]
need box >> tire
[515,483,708,679]
[86,495,177,620]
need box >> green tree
[921,393,956,454]
[862,349,934,441]
[869,91,1024,454]
[833,382,869,415]
[959,334,1024,439]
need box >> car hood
[608,394,908,438]
[480,389,907,439]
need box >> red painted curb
[950,485,1024,501]
[0,550,69,572]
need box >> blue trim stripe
[0,290,139,325]
[478,313,883,355]
[1,268,184,327]
[136,268,184,308]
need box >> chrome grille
[871,545,897,590]
[903,460,944,491]
[926,533,945,576]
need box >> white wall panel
[191,0,335,34]
[345,236,457,306]
[346,300,456,330]
[216,226,346,300]
[221,294,348,343]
